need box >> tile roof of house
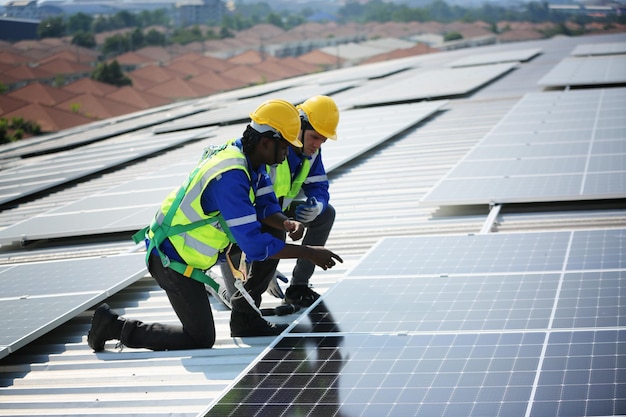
[220,63,273,86]
[297,49,343,67]
[361,43,438,64]
[189,69,247,92]
[135,46,175,63]
[145,77,218,100]
[0,94,28,114]
[37,58,94,76]
[129,64,187,83]
[7,82,79,106]
[0,50,30,65]
[227,49,264,65]
[114,51,157,67]
[55,92,141,119]
[38,48,100,65]
[126,73,160,91]
[62,78,119,96]
[105,86,171,109]
[2,102,94,131]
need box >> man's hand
[295,197,323,223]
[307,246,343,270]
[283,218,304,241]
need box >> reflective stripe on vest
[269,152,316,211]
[149,145,254,270]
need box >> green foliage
[91,60,132,87]
[68,13,93,33]
[443,31,463,41]
[0,82,7,94]
[144,29,168,46]
[37,17,67,38]
[0,117,41,144]
[72,30,97,48]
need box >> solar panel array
[0,252,146,360]
[201,228,626,417]
[334,62,517,107]
[0,101,446,245]
[447,48,542,68]
[571,42,626,56]
[420,87,626,206]
[0,127,216,207]
[538,55,626,88]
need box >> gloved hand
[295,197,323,223]
[266,271,288,299]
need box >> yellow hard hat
[297,95,339,140]
[250,99,302,147]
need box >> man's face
[262,136,290,165]
[301,129,327,156]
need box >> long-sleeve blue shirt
[156,138,285,265]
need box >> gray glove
[266,271,288,299]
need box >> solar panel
[538,55,626,88]
[333,63,517,107]
[420,88,626,206]
[0,252,146,360]
[199,228,626,417]
[152,81,357,134]
[0,102,446,245]
[571,42,626,56]
[447,48,542,68]
[0,101,204,160]
[0,127,216,207]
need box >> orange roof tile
[38,58,94,76]
[135,46,174,63]
[190,70,246,91]
[39,48,100,65]
[127,73,160,91]
[249,59,301,80]
[227,49,264,65]
[0,72,20,87]
[146,78,217,100]
[194,55,235,73]
[3,65,55,83]
[220,64,269,86]
[55,93,141,119]
[361,44,438,64]
[129,64,186,83]
[113,51,155,67]
[164,60,206,77]
[105,86,171,109]
[0,95,28,114]
[63,78,119,96]
[3,103,95,132]
[8,82,78,106]
[274,57,318,75]
[0,51,30,65]
[297,50,342,66]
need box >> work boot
[230,310,288,337]
[284,285,320,308]
[87,303,124,352]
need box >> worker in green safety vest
[87,99,343,352]
[218,95,340,319]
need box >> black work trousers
[119,252,216,351]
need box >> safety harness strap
[131,154,235,290]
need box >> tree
[72,30,96,48]
[68,12,93,34]
[91,60,132,87]
[37,17,67,38]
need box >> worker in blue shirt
[219,95,339,313]
[87,99,343,352]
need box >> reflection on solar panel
[0,127,215,207]
[0,102,445,245]
[152,82,357,134]
[447,48,542,68]
[420,88,626,206]
[334,63,517,107]
[200,228,626,417]
[538,55,626,87]
[0,102,204,160]
[571,42,626,56]
[0,252,146,359]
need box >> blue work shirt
[156,138,285,266]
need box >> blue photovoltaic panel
[0,127,215,207]
[0,253,146,359]
[200,228,626,417]
[0,102,446,245]
[421,88,626,206]
[538,55,626,87]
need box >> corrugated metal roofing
[0,33,625,417]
